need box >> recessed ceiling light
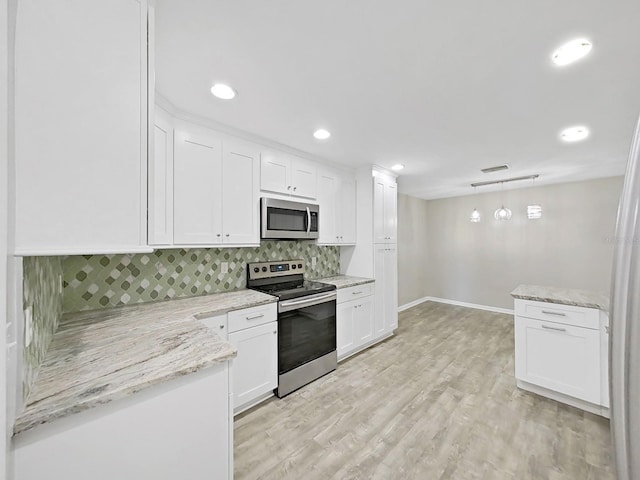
[391,164,405,171]
[210,83,237,100]
[551,39,592,66]
[313,129,331,140]
[560,126,590,142]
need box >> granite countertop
[14,289,277,436]
[318,275,375,289]
[511,284,609,312]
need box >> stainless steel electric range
[247,259,337,397]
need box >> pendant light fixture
[470,186,481,222]
[469,174,539,222]
[494,181,512,220]
[527,177,542,219]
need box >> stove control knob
[298,263,303,268]
[262,267,267,272]
[292,264,297,269]
[253,267,259,273]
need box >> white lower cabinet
[514,299,608,415]
[336,285,375,360]
[374,245,398,337]
[14,364,232,480]
[229,322,278,412]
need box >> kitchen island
[13,289,277,480]
[511,284,610,417]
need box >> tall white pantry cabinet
[342,167,399,338]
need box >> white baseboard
[398,296,430,312]
[399,296,514,315]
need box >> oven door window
[278,300,336,374]
[266,207,308,232]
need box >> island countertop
[318,275,375,289]
[14,289,277,435]
[511,284,609,312]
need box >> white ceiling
[155,0,640,199]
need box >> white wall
[397,193,429,306]
[397,176,624,311]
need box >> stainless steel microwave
[261,198,319,240]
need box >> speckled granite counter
[511,284,609,312]
[318,275,375,289]
[14,289,277,435]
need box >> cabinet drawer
[514,299,599,330]
[337,283,374,304]
[228,303,277,333]
[515,316,601,404]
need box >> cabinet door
[337,301,356,359]
[317,171,338,244]
[222,141,259,245]
[260,150,291,195]
[291,158,317,199]
[355,297,374,345]
[384,182,398,243]
[149,108,173,245]
[373,245,387,337]
[515,316,601,404]
[339,177,357,244]
[373,178,387,243]
[385,246,398,331]
[229,323,278,411]
[173,126,223,244]
[15,0,147,254]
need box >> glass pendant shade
[470,208,481,222]
[494,205,512,220]
[528,204,542,219]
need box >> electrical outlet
[312,257,317,268]
[24,308,33,348]
[221,262,228,274]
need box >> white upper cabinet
[317,168,357,245]
[373,174,398,244]
[156,119,260,247]
[15,0,149,255]
[260,151,317,199]
[221,140,260,244]
[149,108,174,246]
[173,123,223,245]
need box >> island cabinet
[13,363,233,480]
[514,298,609,416]
[15,0,150,255]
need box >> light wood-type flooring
[234,301,616,480]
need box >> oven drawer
[514,299,599,330]
[337,283,374,304]
[228,303,277,333]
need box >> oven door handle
[306,207,311,235]
[279,291,337,313]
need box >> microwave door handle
[306,207,311,234]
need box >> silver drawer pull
[541,310,566,316]
[246,313,265,320]
[352,291,363,295]
[542,324,567,332]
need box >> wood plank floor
[234,301,616,480]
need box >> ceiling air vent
[481,164,510,174]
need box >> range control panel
[247,260,306,280]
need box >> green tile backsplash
[22,256,63,401]
[63,242,340,312]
